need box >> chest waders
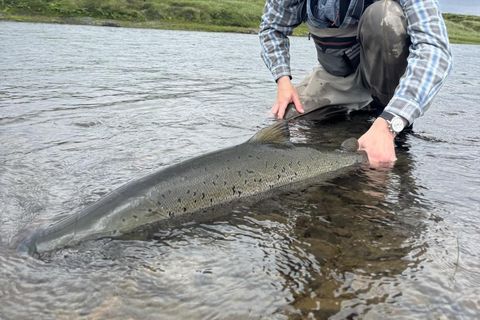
[285,0,409,120]
[308,0,374,77]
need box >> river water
[0,21,479,319]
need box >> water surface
[1,21,479,319]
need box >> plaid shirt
[259,0,453,124]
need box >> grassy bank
[443,13,480,44]
[1,1,479,44]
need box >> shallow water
[1,21,479,319]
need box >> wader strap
[339,0,351,26]
[310,34,357,49]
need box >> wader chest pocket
[311,33,360,77]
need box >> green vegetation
[1,1,479,44]
[0,0,265,33]
[443,13,480,44]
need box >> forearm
[259,0,306,81]
[386,0,453,125]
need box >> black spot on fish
[215,174,219,178]
[202,193,205,199]
[244,179,247,185]
[210,198,213,203]
[232,186,236,194]
[224,181,227,186]
[238,191,242,196]
[212,181,216,186]
[193,191,197,196]
[178,198,181,203]
[187,190,190,194]
[297,161,301,165]
[169,212,174,218]
[133,215,138,220]
[248,154,253,158]
[157,201,161,205]
[148,208,153,212]
[122,218,126,222]
[259,178,262,183]
[162,194,166,198]
[183,207,187,212]
[194,199,197,203]
[247,170,254,174]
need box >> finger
[271,103,279,117]
[292,94,304,113]
[277,101,288,119]
[357,139,366,151]
[377,160,395,169]
[368,159,381,169]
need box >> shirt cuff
[384,96,423,126]
[271,65,292,82]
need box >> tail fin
[340,138,359,152]
[11,227,39,256]
[341,137,369,163]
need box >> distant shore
[0,13,262,34]
[1,1,479,44]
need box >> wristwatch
[379,111,406,135]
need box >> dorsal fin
[248,121,290,144]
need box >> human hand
[271,76,304,119]
[358,117,396,168]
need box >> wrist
[276,75,291,85]
[379,111,407,135]
[373,117,396,140]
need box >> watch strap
[379,111,406,135]
[379,111,395,122]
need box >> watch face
[391,117,405,133]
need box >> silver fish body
[17,123,365,255]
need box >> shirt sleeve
[259,0,307,81]
[386,0,453,125]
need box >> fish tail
[12,228,40,256]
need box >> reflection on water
[1,21,479,319]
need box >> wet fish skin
[16,123,365,255]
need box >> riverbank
[0,13,262,34]
[1,1,479,44]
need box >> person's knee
[359,0,408,51]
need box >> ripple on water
[1,22,480,319]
